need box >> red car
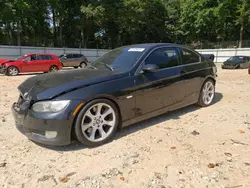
[0,53,62,76]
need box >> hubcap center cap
[96,119,101,125]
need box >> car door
[21,54,39,72]
[61,54,73,67]
[134,47,186,115]
[178,47,206,104]
[39,55,52,71]
[72,54,81,66]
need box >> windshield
[92,46,146,72]
[58,54,65,58]
[14,56,24,60]
[228,56,243,62]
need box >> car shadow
[116,92,223,139]
[40,92,223,152]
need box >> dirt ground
[0,65,250,188]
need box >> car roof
[63,53,83,55]
[25,53,56,56]
[121,43,190,50]
[232,55,249,57]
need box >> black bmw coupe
[221,56,250,69]
[12,43,217,147]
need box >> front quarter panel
[55,76,137,122]
[5,61,22,71]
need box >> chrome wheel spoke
[90,127,98,140]
[82,122,94,132]
[85,110,94,120]
[102,108,112,119]
[95,104,103,116]
[98,126,108,138]
[103,119,115,126]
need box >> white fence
[0,45,109,62]
[196,48,250,62]
[1,45,250,63]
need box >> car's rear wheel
[74,99,119,147]
[80,62,87,68]
[197,79,215,107]
[49,65,59,72]
[6,66,19,76]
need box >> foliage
[0,0,250,48]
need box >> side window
[37,55,43,60]
[39,55,48,60]
[48,55,54,60]
[30,55,37,61]
[180,48,200,65]
[66,54,73,58]
[73,54,82,58]
[145,47,180,69]
[23,56,31,62]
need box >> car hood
[18,69,126,101]
[0,59,10,65]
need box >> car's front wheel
[197,79,215,107]
[6,66,19,76]
[74,99,119,147]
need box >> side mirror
[22,59,27,63]
[142,64,159,73]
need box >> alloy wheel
[81,103,116,142]
[8,67,18,76]
[202,81,215,105]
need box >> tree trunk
[52,8,58,47]
[59,17,63,47]
[239,20,244,48]
[81,27,84,48]
[17,20,21,46]
[6,22,13,44]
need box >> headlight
[32,100,70,113]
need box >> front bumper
[0,67,6,74]
[12,101,79,146]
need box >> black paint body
[12,43,217,145]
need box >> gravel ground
[0,65,250,188]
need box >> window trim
[144,47,182,69]
[179,47,201,65]
[135,46,202,75]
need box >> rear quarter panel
[52,55,62,70]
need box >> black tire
[80,62,87,68]
[197,79,215,107]
[49,65,59,72]
[6,66,19,76]
[74,99,119,147]
[74,66,78,69]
